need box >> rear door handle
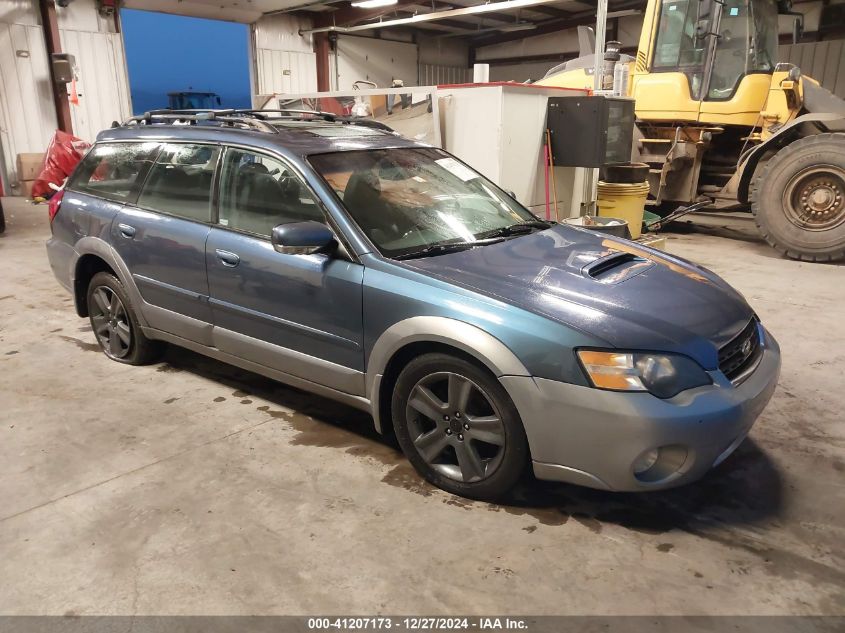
[118,223,136,239]
[215,249,240,267]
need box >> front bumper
[502,327,781,491]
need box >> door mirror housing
[271,221,337,255]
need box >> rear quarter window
[69,142,160,202]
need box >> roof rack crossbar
[219,109,339,122]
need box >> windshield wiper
[393,237,504,260]
[476,220,553,240]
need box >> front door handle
[118,223,136,239]
[215,249,240,267]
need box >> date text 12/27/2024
[307,618,529,630]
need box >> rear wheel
[751,133,845,262]
[86,272,162,365]
[391,353,528,501]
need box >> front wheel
[391,353,529,501]
[751,133,845,262]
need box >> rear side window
[136,143,220,223]
[70,142,159,202]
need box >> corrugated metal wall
[0,0,132,192]
[779,40,845,99]
[335,36,418,90]
[0,5,57,192]
[252,13,317,96]
[255,48,317,95]
[62,29,132,143]
[419,64,472,86]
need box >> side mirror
[271,221,336,255]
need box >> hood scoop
[583,252,653,284]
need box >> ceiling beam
[304,0,573,33]
[443,0,544,23]
[314,0,424,27]
[469,0,643,46]
[526,5,574,18]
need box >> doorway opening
[121,9,251,114]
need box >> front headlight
[576,350,711,398]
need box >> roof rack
[120,109,280,134]
[117,108,395,135]
[120,108,342,130]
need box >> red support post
[314,32,331,92]
[39,0,73,135]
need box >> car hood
[402,226,753,370]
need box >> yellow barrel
[596,180,650,239]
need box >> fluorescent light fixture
[351,0,398,7]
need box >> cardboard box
[19,180,35,198]
[16,153,44,181]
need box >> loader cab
[633,0,781,126]
[167,91,222,110]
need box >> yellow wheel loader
[537,0,845,262]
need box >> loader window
[707,0,751,99]
[706,0,776,100]
[652,0,707,98]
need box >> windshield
[708,0,778,99]
[309,148,540,258]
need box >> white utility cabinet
[437,83,589,218]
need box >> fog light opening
[633,448,659,474]
[632,445,689,484]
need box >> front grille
[718,319,762,382]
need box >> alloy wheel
[90,285,132,359]
[405,371,506,483]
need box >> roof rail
[121,110,279,134]
[118,108,396,135]
[227,109,340,122]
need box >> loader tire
[751,133,845,262]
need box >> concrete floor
[0,197,843,616]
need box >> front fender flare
[366,316,531,433]
[738,112,845,203]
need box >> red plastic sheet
[31,130,91,199]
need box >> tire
[86,272,163,365]
[751,133,845,262]
[391,352,529,501]
[0,200,5,234]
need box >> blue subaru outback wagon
[47,109,780,500]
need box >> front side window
[309,148,539,258]
[750,0,778,73]
[708,0,752,99]
[218,148,325,237]
[136,143,220,222]
[70,142,159,202]
[652,0,707,98]
[707,0,777,100]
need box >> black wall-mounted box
[546,96,635,168]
